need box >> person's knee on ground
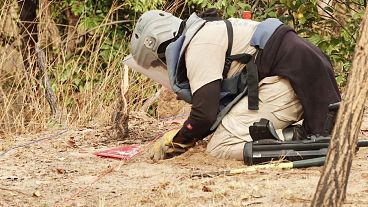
[206,117,302,161]
[206,124,250,161]
[207,141,245,161]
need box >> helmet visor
[123,54,170,89]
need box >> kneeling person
[129,9,341,161]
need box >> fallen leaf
[202,185,212,192]
[67,138,77,148]
[55,168,66,174]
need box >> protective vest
[165,13,259,130]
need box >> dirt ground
[1,112,368,207]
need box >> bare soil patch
[1,113,368,207]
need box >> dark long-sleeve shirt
[176,80,221,142]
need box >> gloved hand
[149,129,195,161]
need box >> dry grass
[0,1,159,137]
[0,0,191,138]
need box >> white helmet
[130,10,183,67]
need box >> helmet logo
[144,37,156,49]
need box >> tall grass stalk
[0,1,159,137]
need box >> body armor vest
[165,13,256,130]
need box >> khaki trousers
[206,76,303,161]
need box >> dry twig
[0,187,29,196]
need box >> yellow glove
[149,129,195,161]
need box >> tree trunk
[18,0,38,71]
[311,7,368,207]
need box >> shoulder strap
[222,19,259,110]
[223,19,233,78]
[246,55,259,110]
[222,20,253,78]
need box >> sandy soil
[1,113,368,207]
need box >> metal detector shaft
[244,139,368,166]
[252,139,368,151]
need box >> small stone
[33,190,41,197]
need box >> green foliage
[122,0,165,13]
[185,0,252,18]
[272,0,364,87]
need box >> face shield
[123,54,171,89]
